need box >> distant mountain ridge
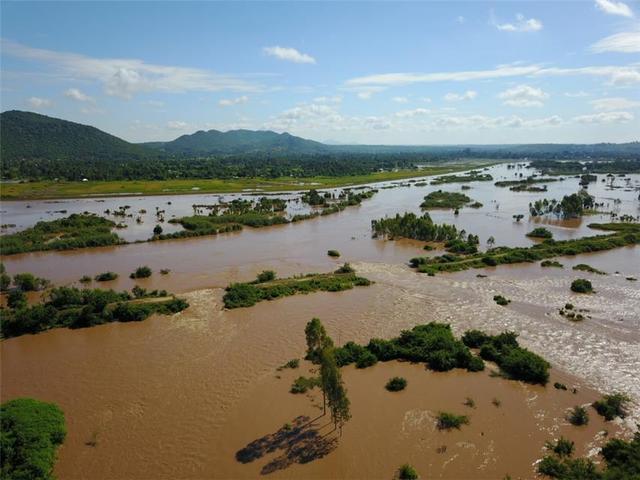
[144,128,328,155]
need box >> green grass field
[0,162,497,200]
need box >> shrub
[130,266,152,279]
[593,393,630,421]
[570,279,593,293]
[527,227,553,239]
[493,295,511,306]
[13,273,47,291]
[153,225,163,235]
[290,376,320,394]
[398,464,419,480]
[541,260,564,268]
[0,398,66,480]
[95,271,118,282]
[500,347,550,384]
[7,289,27,309]
[160,268,170,275]
[546,437,575,457]
[437,412,469,430]
[572,264,606,275]
[467,355,485,372]
[79,275,92,283]
[335,263,355,274]
[568,406,589,426]
[462,329,490,348]
[356,350,378,369]
[327,250,340,257]
[385,377,407,392]
[256,270,276,283]
[278,359,299,370]
[554,382,568,390]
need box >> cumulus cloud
[313,96,342,104]
[263,46,316,64]
[2,39,259,99]
[219,95,249,107]
[394,108,430,118]
[493,13,543,32]
[444,90,477,101]
[590,97,640,110]
[498,84,549,107]
[27,96,51,108]
[594,0,634,17]
[590,31,640,53]
[573,111,634,123]
[64,88,94,102]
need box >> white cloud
[590,31,640,53]
[590,97,640,110]
[2,39,259,99]
[444,90,477,102]
[27,96,51,108]
[595,0,634,17]
[346,64,640,88]
[313,96,342,104]
[395,108,430,118]
[564,91,590,98]
[573,111,634,123]
[219,95,249,107]
[498,84,549,107]
[392,96,409,103]
[263,46,316,64]
[352,86,386,100]
[493,13,543,32]
[167,120,188,130]
[456,16,466,24]
[64,88,93,102]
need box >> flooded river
[1,162,639,479]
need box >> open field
[0,163,496,200]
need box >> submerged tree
[320,346,351,434]
[304,317,334,363]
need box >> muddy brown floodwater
[1,163,639,479]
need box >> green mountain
[147,129,328,155]
[0,110,152,162]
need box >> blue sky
[1,1,639,144]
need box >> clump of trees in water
[529,191,594,219]
[541,260,564,268]
[430,171,493,185]
[397,464,419,480]
[95,271,118,282]
[0,277,188,338]
[371,212,460,243]
[327,250,340,258]
[493,295,511,306]
[437,412,469,430]
[571,279,593,293]
[527,227,553,239]
[130,266,152,279]
[385,377,407,392]
[538,429,640,479]
[222,266,371,309]
[592,393,630,421]
[572,264,606,275]
[420,190,473,210]
[461,330,550,384]
[0,213,124,255]
[1,397,66,480]
[409,222,640,275]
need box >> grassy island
[410,222,639,275]
[223,265,371,309]
[420,190,473,210]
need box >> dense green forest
[2,111,639,182]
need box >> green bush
[593,393,630,421]
[571,279,593,293]
[385,377,407,392]
[493,295,511,306]
[527,227,553,239]
[398,464,419,480]
[130,266,152,279]
[462,329,490,348]
[546,437,575,457]
[255,270,276,283]
[13,273,47,291]
[290,376,320,394]
[568,406,589,426]
[94,271,118,282]
[327,250,340,257]
[1,398,66,480]
[572,264,606,275]
[437,412,469,430]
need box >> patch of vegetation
[385,377,407,392]
[278,359,300,370]
[554,382,568,391]
[493,295,511,306]
[541,260,564,268]
[289,376,320,394]
[568,406,589,426]
[546,437,575,457]
[420,190,473,210]
[572,264,606,275]
[0,397,66,480]
[0,213,123,255]
[430,171,493,185]
[130,266,152,279]
[529,191,595,219]
[571,279,593,293]
[409,222,640,275]
[371,212,461,242]
[495,177,559,188]
[12,273,49,291]
[79,275,92,283]
[462,330,550,384]
[327,250,340,258]
[223,268,371,309]
[397,464,419,480]
[1,281,188,338]
[437,412,469,430]
[95,271,118,282]
[592,393,630,421]
[527,227,553,239]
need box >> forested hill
[0,110,153,164]
[145,129,328,155]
